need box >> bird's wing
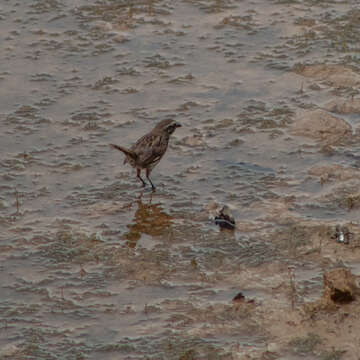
[135,134,168,168]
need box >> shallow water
[2,0,360,359]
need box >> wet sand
[1,0,360,359]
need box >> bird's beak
[175,122,182,128]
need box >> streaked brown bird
[110,119,181,191]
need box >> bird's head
[154,119,182,135]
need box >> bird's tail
[110,144,138,161]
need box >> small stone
[332,225,352,244]
[232,292,245,302]
[340,227,350,244]
[215,205,235,230]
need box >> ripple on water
[2,0,360,358]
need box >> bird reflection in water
[124,193,173,248]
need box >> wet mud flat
[2,0,360,359]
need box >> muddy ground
[2,0,360,359]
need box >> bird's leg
[136,168,146,187]
[146,168,156,191]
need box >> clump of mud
[323,268,357,304]
[291,109,351,144]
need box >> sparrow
[110,118,181,190]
